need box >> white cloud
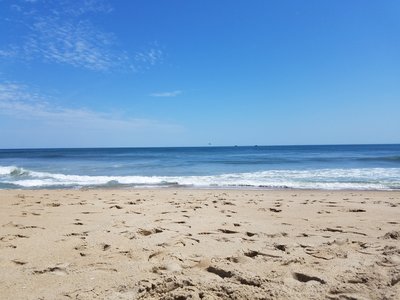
[22,0,112,15]
[64,0,114,16]
[135,48,163,67]
[24,17,128,71]
[0,1,163,72]
[0,82,179,131]
[0,48,18,58]
[150,90,182,97]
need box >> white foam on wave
[0,166,19,175]
[1,165,400,190]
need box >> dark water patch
[358,156,400,163]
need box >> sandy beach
[0,189,399,299]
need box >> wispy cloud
[24,17,128,71]
[150,90,182,97]
[0,1,163,72]
[0,48,19,58]
[62,0,114,16]
[0,82,178,131]
[135,48,164,68]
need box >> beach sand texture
[0,189,399,299]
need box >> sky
[0,0,399,148]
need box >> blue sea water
[0,144,399,190]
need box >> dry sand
[0,189,399,299]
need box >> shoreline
[2,186,400,192]
[1,189,399,299]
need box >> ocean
[0,144,399,190]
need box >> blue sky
[0,0,399,148]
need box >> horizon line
[0,143,399,151]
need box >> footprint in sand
[138,228,163,236]
[100,243,111,251]
[0,234,29,242]
[12,260,27,265]
[244,250,282,259]
[2,222,44,230]
[274,244,287,252]
[65,231,88,237]
[152,262,182,274]
[269,208,282,213]
[383,231,400,240]
[109,205,123,209]
[218,229,238,234]
[33,266,68,276]
[347,208,366,213]
[206,265,234,278]
[148,251,183,274]
[292,272,326,284]
[304,240,348,260]
[173,221,186,224]
[206,264,265,287]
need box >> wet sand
[0,189,399,299]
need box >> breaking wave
[1,165,399,190]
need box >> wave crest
[0,166,30,177]
[1,165,400,190]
